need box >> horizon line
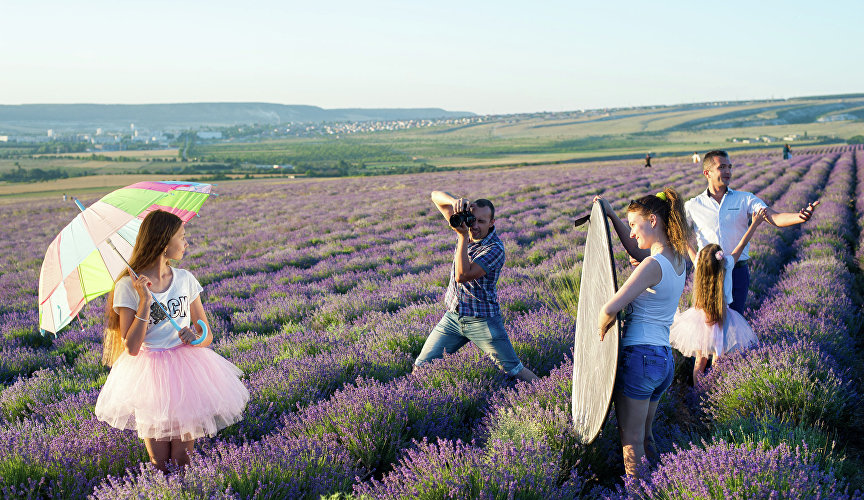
[2,91,863,117]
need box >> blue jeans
[414,312,525,376]
[615,345,674,401]
[729,261,750,315]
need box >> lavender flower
[621,440,862,499]
[701,340,858,429]
[355,437,591,499]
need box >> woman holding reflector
[593,188,692,477]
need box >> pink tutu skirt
[669,306,758,358]
[95,344,249,441]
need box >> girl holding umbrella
[94,210,248,472]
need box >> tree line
[0,164,91,183]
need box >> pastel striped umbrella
[38,180,213,335]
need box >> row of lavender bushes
[0,148,862,498]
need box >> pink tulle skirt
[669,306,758,358]
[95,344,249,441]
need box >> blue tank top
[622,253,686,347]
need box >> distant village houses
[196,131,223,140]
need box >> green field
[2,95,862,185]
[167,96,864,170]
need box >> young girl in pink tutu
[670,207,766,383]
[95,210,248,472]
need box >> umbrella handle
[161,308,208,345]
[190,320,209,345]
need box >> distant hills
[0,94,862,135]
[0,103,475,132]
[513,95,864,136]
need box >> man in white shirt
[684,150,819,313]
[691,152,700,164]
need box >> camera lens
[449,212,465,228]
[449,211,476,228]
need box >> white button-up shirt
[684,188,767,261]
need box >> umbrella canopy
[38,181,213,334]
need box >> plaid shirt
[444,229,505,317]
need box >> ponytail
[694,243,726,325]
[627,186,693,257]
[660,187,691,257]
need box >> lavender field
[1,148,863,498]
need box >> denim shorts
[414,312,525,376]
[615,344,674,401]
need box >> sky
[1,0,862,115]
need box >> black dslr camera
[449,210,476,228]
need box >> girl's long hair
[626,186,692,257]
[693,243,726,326]
[102,210,183,366]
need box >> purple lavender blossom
[700,340,858,429]
[620,440,862,499]
[355,437,591,499]
[279,376,464,473]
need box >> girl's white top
[113,268,203,349]
[722,254,735,306]
[622,253,686,348]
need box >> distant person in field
[413,191,538,382]
[783,143,792,160]
[683,150,819,313]
[670,208,765,383]
[594,187,692,476]
[63,193,67,201]
[692,152,701,164]
[644,153,652,168]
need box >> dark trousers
[729,261,750,315]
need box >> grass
[0,174,311,200]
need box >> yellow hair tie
[655,191,668,201]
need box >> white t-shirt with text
[113,267,203,349]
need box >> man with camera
[413,191,538,382]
